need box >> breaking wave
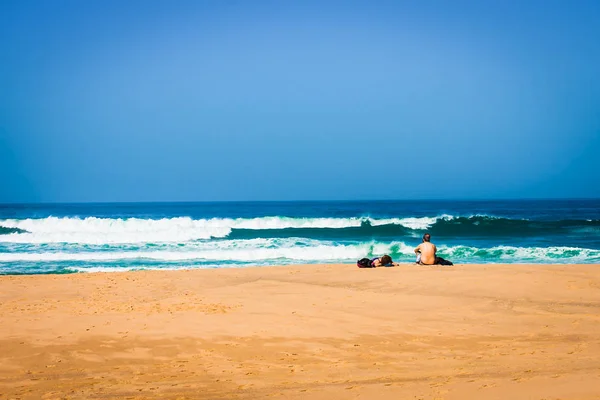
[1,215,598,244]
[0,215,446,244]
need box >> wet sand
[1,263,600,399]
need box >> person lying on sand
[414,233,453,266]
[371,254,400,267]
[357,254,400,268]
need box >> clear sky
[1,0,599,203]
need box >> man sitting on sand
[414,233,453,266]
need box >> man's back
[417,242,437,265]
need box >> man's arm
[433,245,437,255]
[414,244,421,254]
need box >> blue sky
[1,0,599,202]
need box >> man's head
[423,233,431,242]
[380,255,393,265]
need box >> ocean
[1,199,599,274]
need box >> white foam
[369,215,452,230]
[0,215,453,244]
[0,217,231,244]
[491,245,600,261]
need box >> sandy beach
[1,263,599,399]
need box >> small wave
[429,216,600,237]
[0,239,415,263]
[437,244,600,262]
[0,245,375,262]
[369,216,449,230]
[0,226,28,235]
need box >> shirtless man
[414,233,437,265]
[414,233,453,265]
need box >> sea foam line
[1,242,598,263]
[0,241,414,262]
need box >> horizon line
[1,197,600,206]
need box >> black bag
[436,257,453,266]
[357,258,373,268]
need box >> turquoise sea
[1,199,599,274]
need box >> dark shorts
[419,257,453,266]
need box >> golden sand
[1,263,599,399]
